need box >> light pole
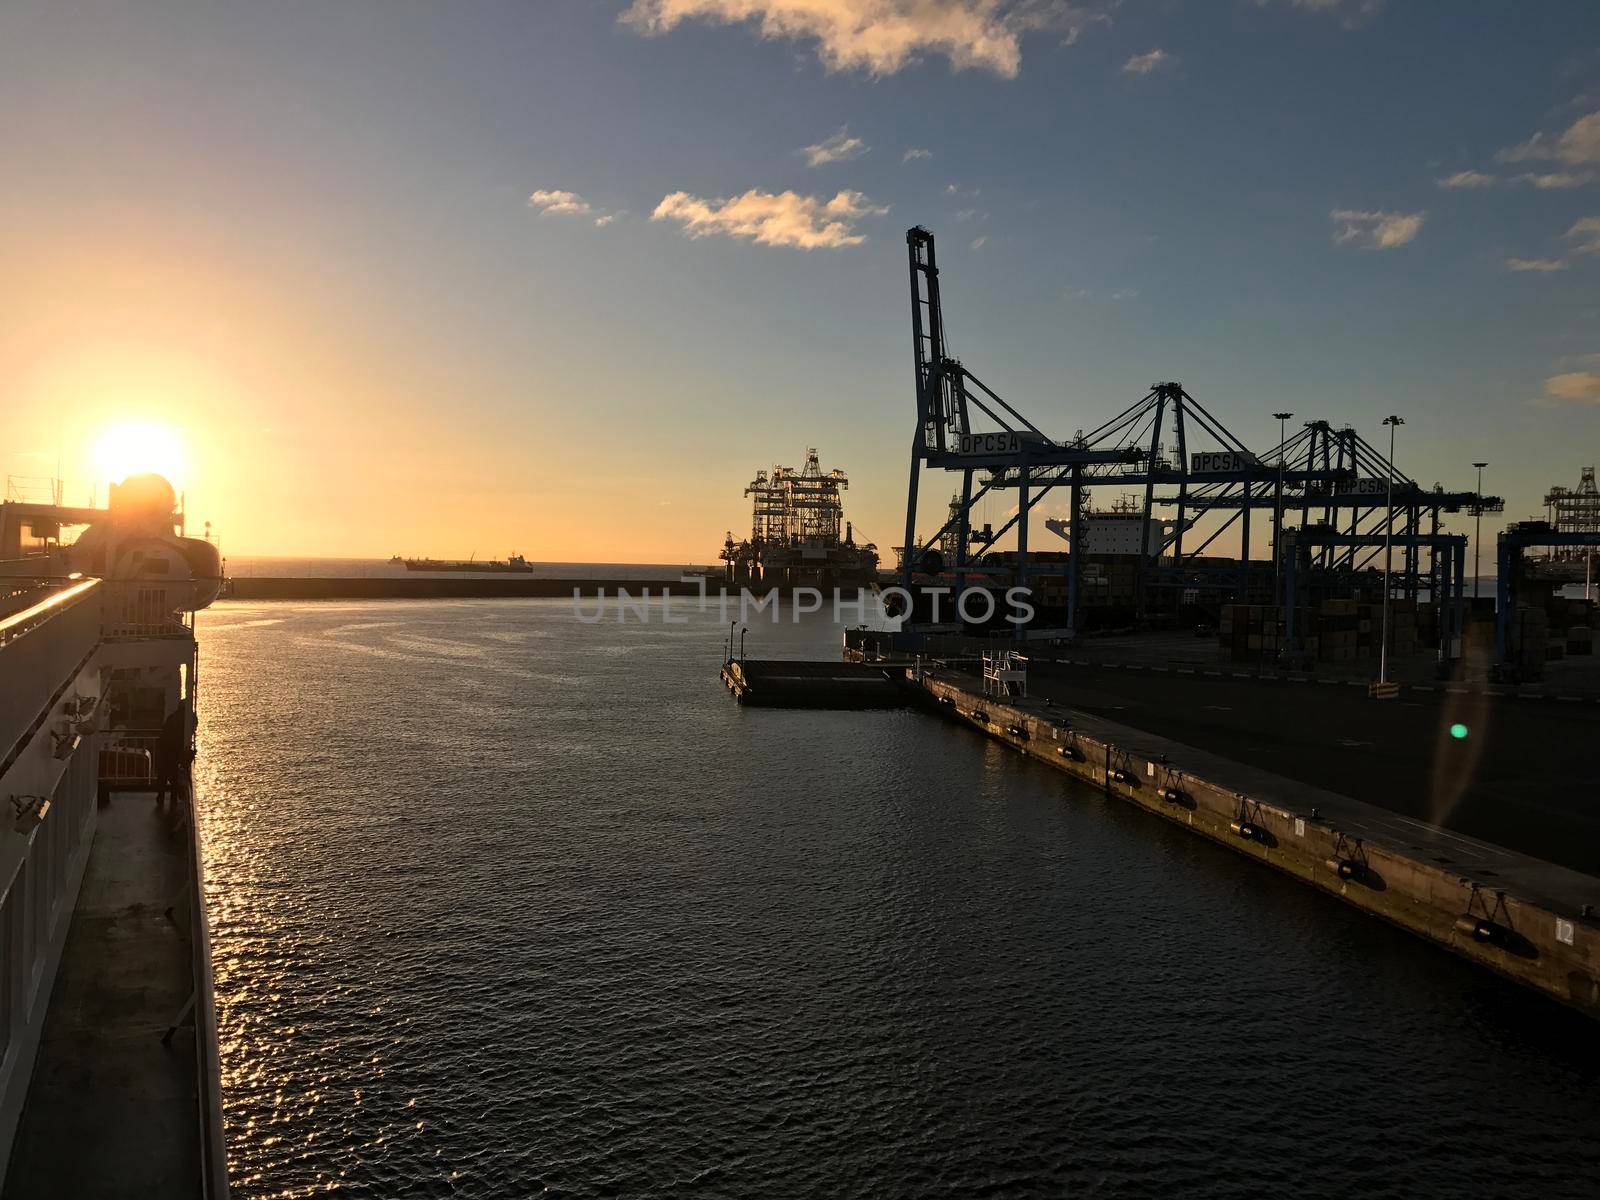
[1272,411,1293,608]
[1472,461,1488,601]
[1380,415,1404,684]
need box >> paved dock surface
[4,794,201,1200]
[1028,660,1600,877]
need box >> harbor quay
[909,664,1600,1019]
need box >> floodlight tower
[1471,461,1487,599]
[1379,414,1404,685]
[1271,411,1293,607]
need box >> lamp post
[1272,411,1293,608]
[1472,461,1488,601]
[1380,415,1404,685]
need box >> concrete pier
[722,659,905,708]
[911,667,1600,1018]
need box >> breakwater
[224,576,706,600]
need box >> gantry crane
[898,227,1505,637]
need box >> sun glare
[93,420,188,488]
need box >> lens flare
[93,420,188,487]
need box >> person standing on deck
[153,702,194,810]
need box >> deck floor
[4,793,201,1199]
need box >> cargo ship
[394,553,534,573]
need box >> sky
[3,0,1599,563]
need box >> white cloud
[527,189,594,217]
[1515,171,1597,189]
[1122,48,1173,76]
[902,147,932,162]
[1330,208,1425,249]
[1568,216,1600,254]
[1542,372,1600,405]
[1436,170,1495,189]
[529,189,622,227]
[651,187,888,248]
[619,1,1109,79]
[801,126,869,166]
[1499,110,1600,166]
[1506,257,1567,273]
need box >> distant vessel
[398,554,534,574]
[720,449,879,589]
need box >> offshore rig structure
[1532,467,1600,584]
[721,449,879,590]
[884,225,1572,670]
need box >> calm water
[195,598,1600,1198]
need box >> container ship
[720,449,880,590]
[393,553,533,573]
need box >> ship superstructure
[1043,492,1193,557]
[1533,467,1600,584]
[721,449,879,589]
[0,473,227,1196]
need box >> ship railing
[0,578,103,779]
[100,580,198,641]
[182,781,231,1199]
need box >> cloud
[1064,285,1137,302]
[1498,110,1600,166]
[528,190,623,226]
[1437,170,1495,189]
[1122,48,1173,76]
[1330,208,1425,249]
[1254,0,1383,28]
[902,147,932,162]
[619,1,1109,79]
[1506,257,1567,273]
[1568,216,1600,254]
[1515,171,1598,189]
[801,126,869,166]
[527,189,594,217]
[651,187,888,248]
[1542,372,1600,404]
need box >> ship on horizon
[391,553,534,574]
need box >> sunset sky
[4,1,1599,562]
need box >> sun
[93,420,189,488]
